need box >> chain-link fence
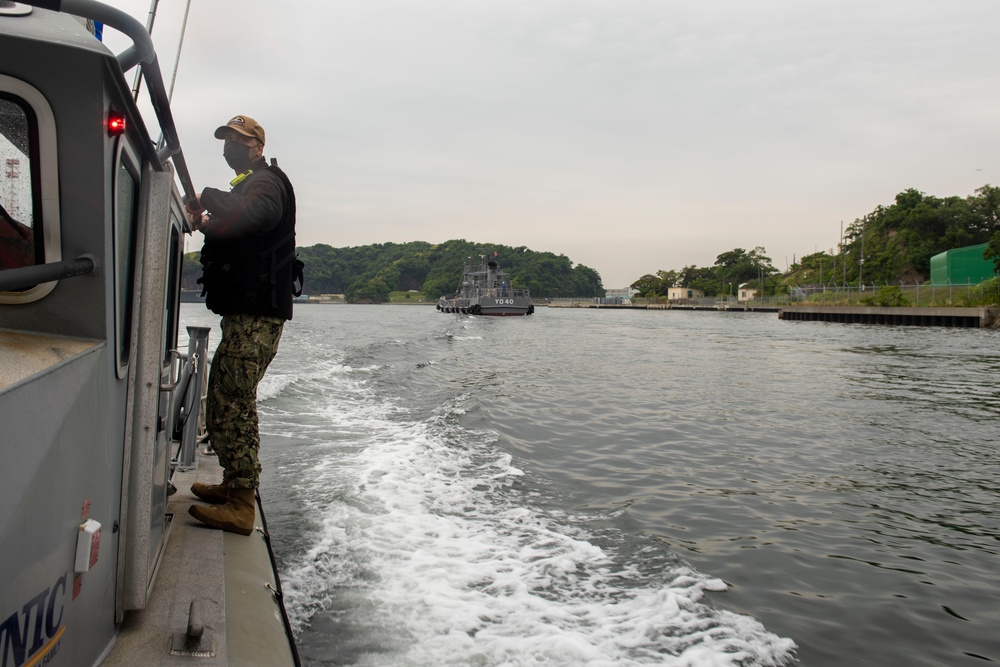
[778,281,999,307]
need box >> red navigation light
[107,113,126,136]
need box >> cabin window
[164,212,183,362]
[0,93,39,272]
[115,146,141,374]
[0,76,60,303]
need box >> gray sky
[108,0,1000,288]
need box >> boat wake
[269,359,797,666]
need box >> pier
[545,300,999,327]
[778,305,999,327]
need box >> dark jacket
[198,157,297,320]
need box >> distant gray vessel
[437,254,534,316]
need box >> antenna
[166,0,193,103]
[131,0,159,102]
[157,0,193,151]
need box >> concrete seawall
[778,305,1000,327]
[546,301,999,327]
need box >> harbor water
[181,304,1000,666]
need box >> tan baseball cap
[214,115,265,145]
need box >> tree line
[181,185,1000,303]
[630,185,1000,298]
[182,239,603,302]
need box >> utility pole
[841,221,846,287]
[859,223,865,291]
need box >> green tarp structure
[929,243,997,285]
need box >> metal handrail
[0,255,97,291]
[23,0,197,204]
[173,326,210,471]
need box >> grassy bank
[388,291,432,304]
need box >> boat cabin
[0,3,198,665]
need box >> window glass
[164,214,182,362]
[116,156,139,369]
[0,94,37,270]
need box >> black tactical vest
[198,163,300,320]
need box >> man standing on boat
[185,114,298,535]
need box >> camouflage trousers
[206,313,284,490]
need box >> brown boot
[188,488,256,536]
[190,481,230,504]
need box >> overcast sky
[106,0,1000,288]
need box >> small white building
[738,286,758,302]
[667,287,704,301]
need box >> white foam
[278,384,797,666]
[257,372,299,402]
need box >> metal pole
[131,0,159,101]
[167,0,192,102]
[859,223,865,291]
[831,251,836,292]
[156,0,193,150]
[841,220,846,287]
[176,326,210,471]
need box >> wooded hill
[182,239,603,302]
[181,186,1000,303]
[823,185,1000,285]
[631,185,1000,297]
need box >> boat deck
[103,454,296,666]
